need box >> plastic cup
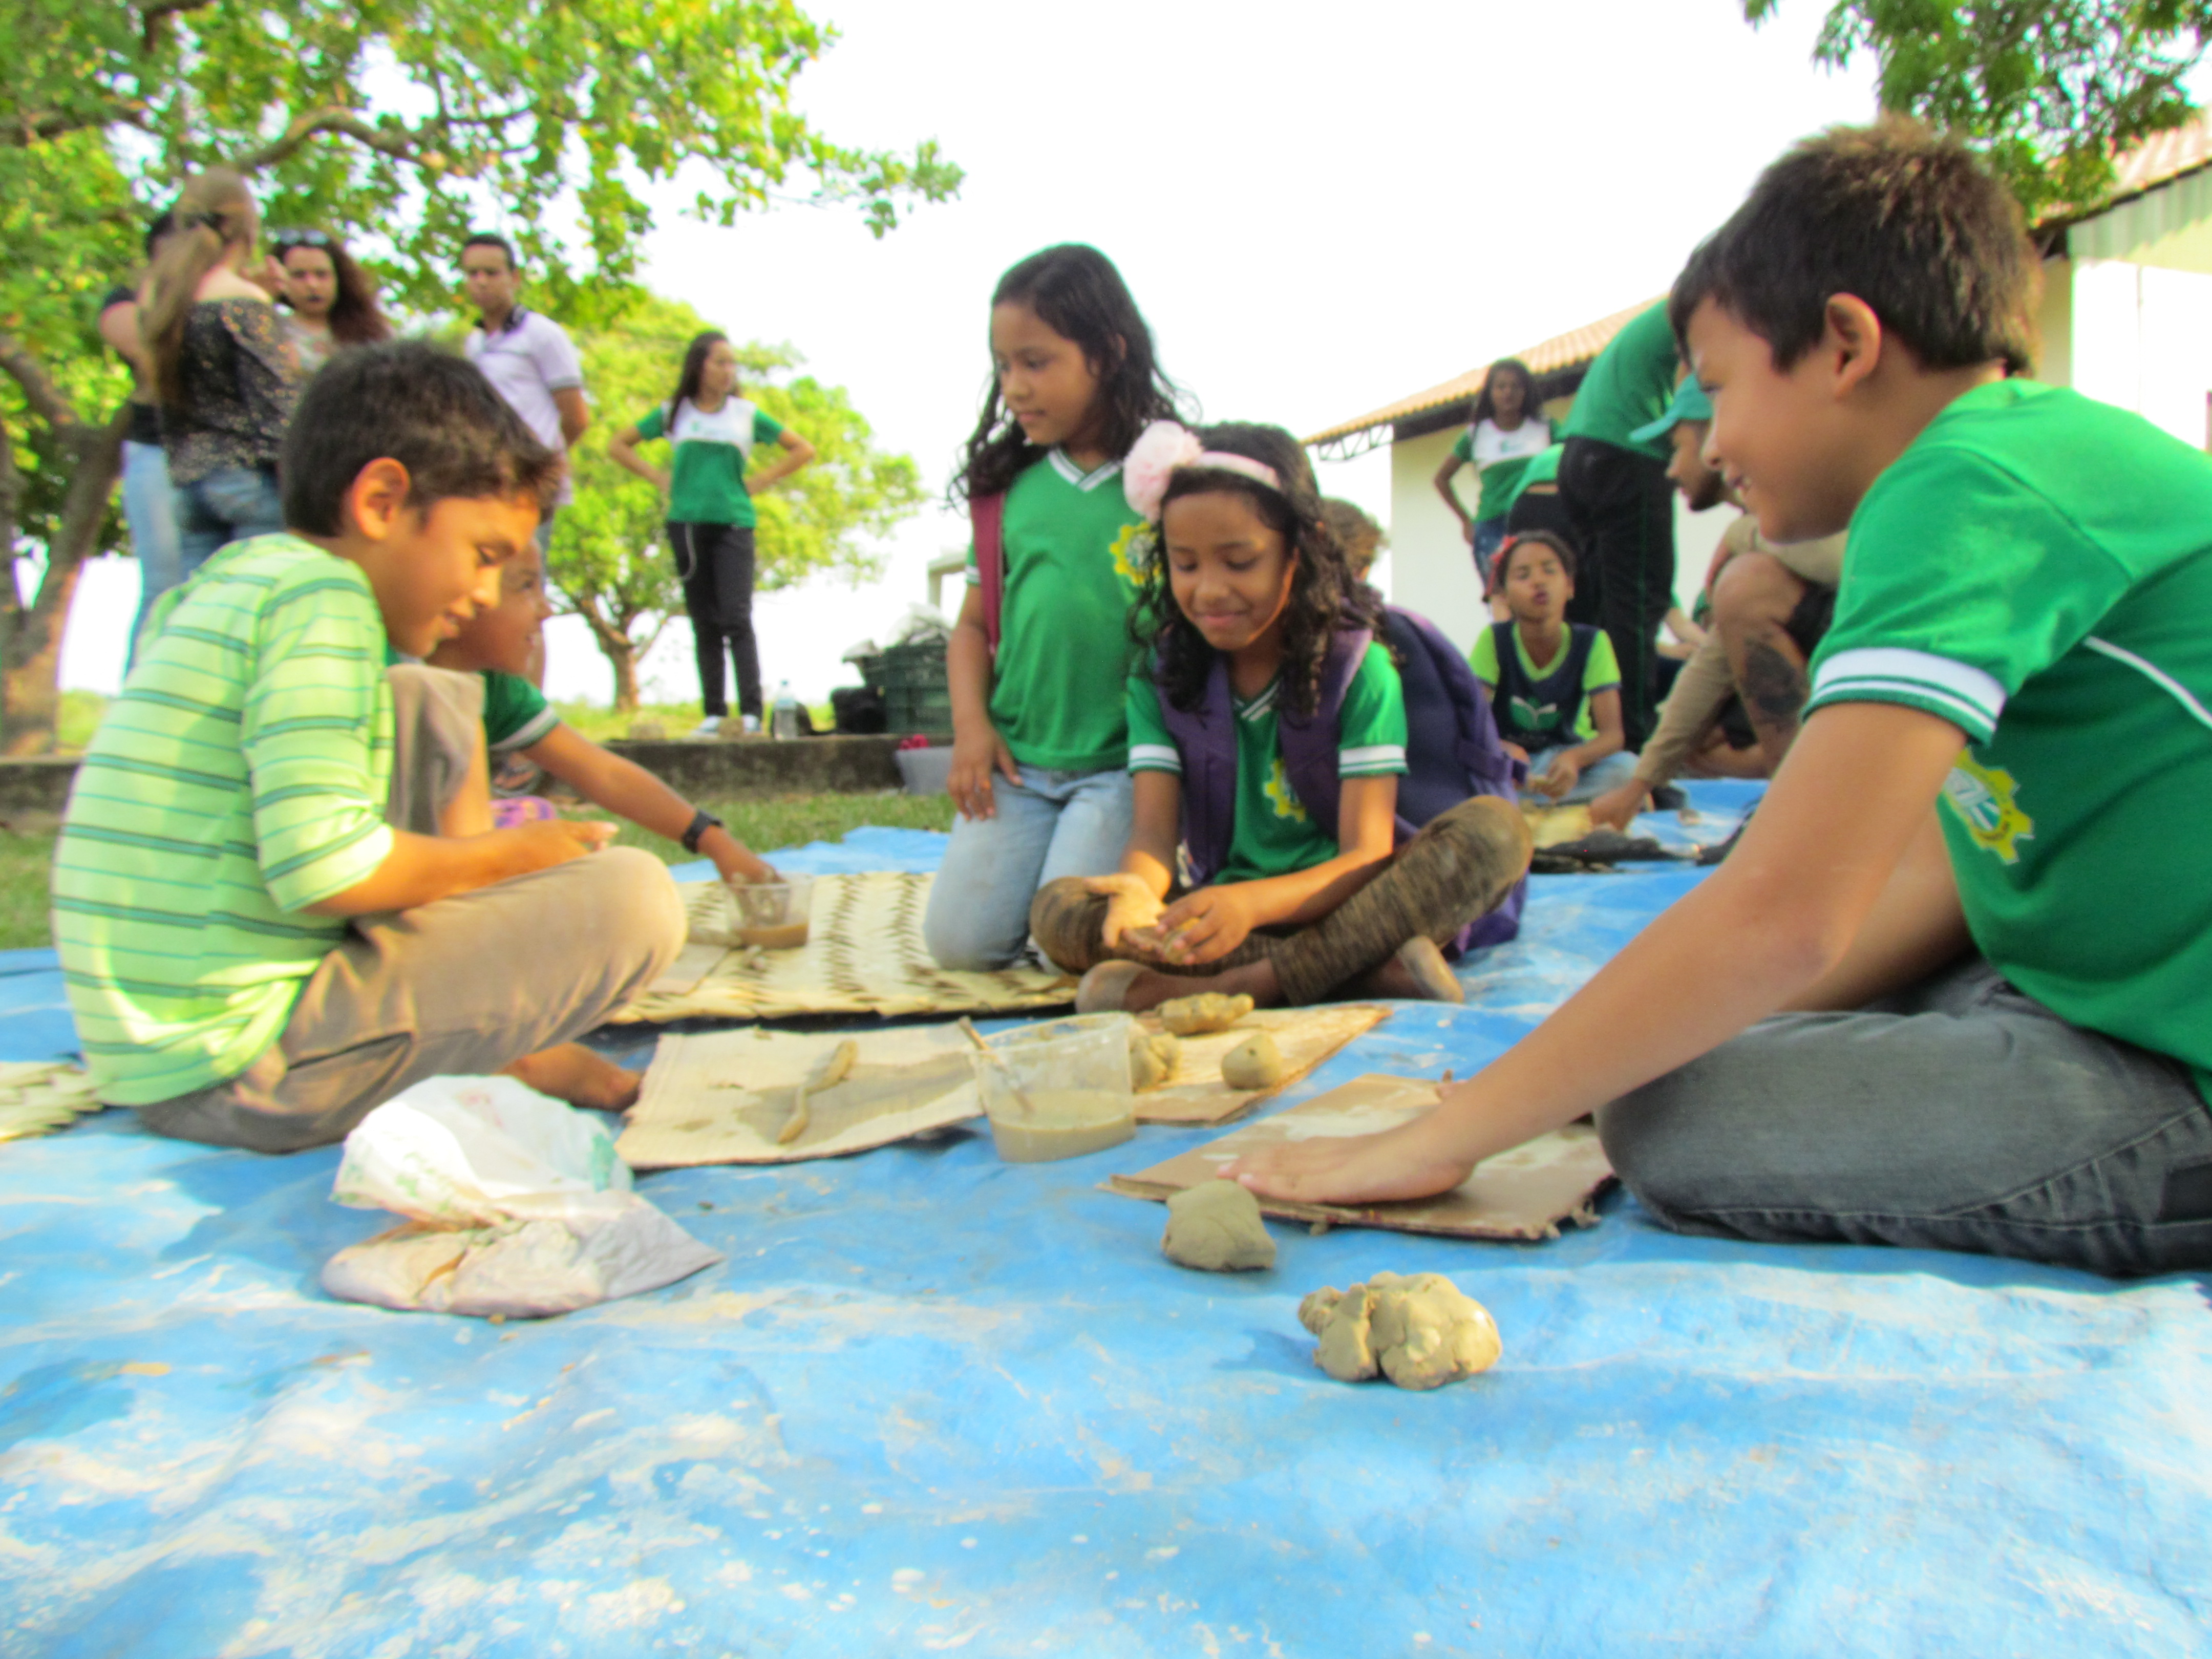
[730,874,814,949]
[975,1014,1137,1163]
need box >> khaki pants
[137,668,686,1153]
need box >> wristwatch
[681,810,724,854]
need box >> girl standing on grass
[609,332,817,737]
[923,245,1186,971]
[1029,423,1530,1012]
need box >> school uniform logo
[1263,758,1308,822]
[1507,695,1564,734]
[1942,753,2034,865]
[1109,521,1152,585]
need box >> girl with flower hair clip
[1028,421,1532,1013]
[924,245,1186,971]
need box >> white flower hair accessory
[1122,421,1206,523]
[1121,420,1286,525]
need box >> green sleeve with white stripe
[242,573,395,910]
[1125,672,1182,773]
[1338,643,1409,776]
[1807,450,2133,743]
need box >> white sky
[60,0,1882,707]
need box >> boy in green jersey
[1230,121,2212,1277]
[55,344,685,1152]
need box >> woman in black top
[140,169,302,578]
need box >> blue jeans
[1472,517,1507,593]
[120,441,185,667]
[1527,746,1638,804]
[174,465,286,580]
[923,764,1135,970]
[1599,957,2212,1276]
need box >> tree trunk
[2,413,125,756]
[568,593,644,714]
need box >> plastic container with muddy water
[975,1014,1136,1163]
[730,874,813,949]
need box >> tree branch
[229,107,424,174]
[10,101,148,147]
[139,0,217,49]
[0,336,90,432]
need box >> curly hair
[954,244,1183,502]
[273,230,393,346]
[1132,422,1385,720]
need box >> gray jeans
[1598,956,2212,1277]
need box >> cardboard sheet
[1110,1072,1614,1239]
[1127,1003,1388,1125]
[618,1024,982,1167]
[616,874,1075,1023]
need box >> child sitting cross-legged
[55,342,687,1153]
[1472,531,1637,803]
[423,537,779,886]
[1030,422,1532,1013]
[1228,121,2212,1278]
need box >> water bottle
[772,680,800,740]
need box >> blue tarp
[2,782,2207,1656]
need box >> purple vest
[1155,611,1526,952]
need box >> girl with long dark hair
[922,244,1186,971]
[271,228,393,373]
[1433,357,1550,593]
[609,331,817,735]
[1030,422,1530,1012]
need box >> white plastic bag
[332,1074,631,1226]
[323,1076,719,1319]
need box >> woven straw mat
[614,874,1075,1024]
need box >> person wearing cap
[1588,377,1848,830]
[1554,301,1681,749]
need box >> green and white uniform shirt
[54,535,396,1105]
[967,449,1146,774]
[633,397,786,527]
[1805,379,2212,1104]
[482,670,560,755]
[1451,417,1554,524]
[1127,643,1409,884]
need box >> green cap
[1629,377,1713,444]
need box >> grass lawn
[0,791,955,953]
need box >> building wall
[2066,257,2212,449]
[1389,427,1728,654]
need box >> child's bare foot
[503,1043,643,1111]
[1076,957,1281,1014]
[1343,938,1464,1005]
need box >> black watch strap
[681,809,722,854]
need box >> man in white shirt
[460,234,589,547]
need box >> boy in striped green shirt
[56,343,685,1152]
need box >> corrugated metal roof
[1308,118,2212,451]
[2073,116,2212,218]
[1305,298,1662,448]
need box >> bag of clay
[322,1076,720,1320]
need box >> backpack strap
[1152,654,1238,888]
[970,492,1007,660]
[1276,629,1373,850]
